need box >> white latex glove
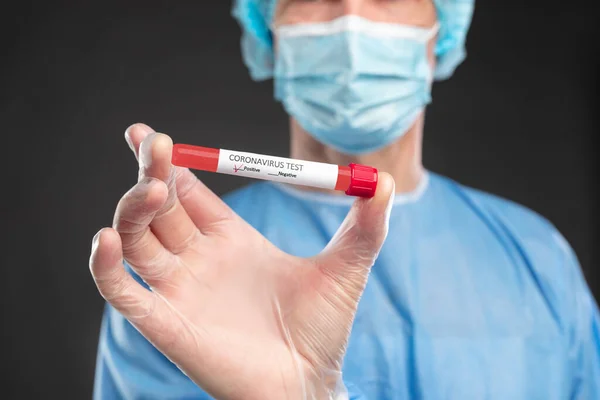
[89,123,395,400]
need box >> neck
[289,113,426,194]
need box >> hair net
[231,0,475,81]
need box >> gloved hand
[89,123,395,400]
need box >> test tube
[171,143,378,198]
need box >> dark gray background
[1,1,597,397]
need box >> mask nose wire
[273,15,439,40]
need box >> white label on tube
[217,149,339,190]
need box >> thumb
[316,172,395,296]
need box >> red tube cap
[345,163,378,198]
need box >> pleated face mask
[274,15,438,154]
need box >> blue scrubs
[94,172,600,399]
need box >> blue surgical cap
[232,0,475,81]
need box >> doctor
[90,0,600,399]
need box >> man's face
[273,0,438,70]
[274,0,437,28]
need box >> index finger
[125,123,237,233]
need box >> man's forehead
[273,0,437,26]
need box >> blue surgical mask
[273,16,438,154]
